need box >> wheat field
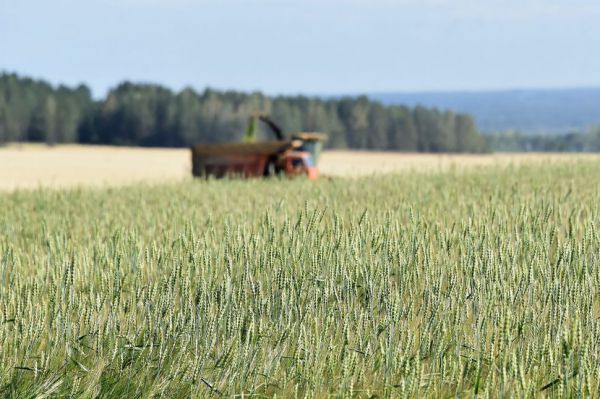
[1,151,600,396]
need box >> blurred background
[1,0,600,188]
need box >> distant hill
[370,88,600,135]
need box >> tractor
[191,114,326,179]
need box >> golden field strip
[2,144,600,190]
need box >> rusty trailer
[191,140,304,178]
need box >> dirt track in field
[1,144,598,190]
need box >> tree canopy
[0,72,488,152]
[487,128,600,152]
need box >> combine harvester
[191,114,326,179]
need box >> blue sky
[1,0,599,96]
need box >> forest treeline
[488,128,600,152]
[0,72,488,152]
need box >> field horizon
[2,143,599,191]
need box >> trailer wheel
[265,160,277,177]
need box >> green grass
[1,161,600,397]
